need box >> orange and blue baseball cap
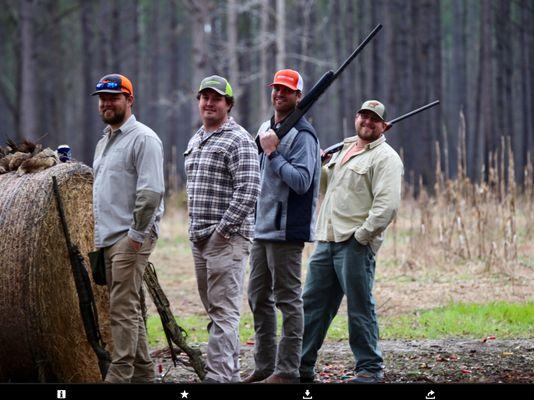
[92,74,134,96]
[269,69,304,92]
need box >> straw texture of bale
[0,162,111,382]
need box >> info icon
[57,389,67,399]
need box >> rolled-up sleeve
[128,135,165,242]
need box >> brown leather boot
[256,374,299,384]
[242,371,271,383]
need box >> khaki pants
[191,233,251,382]
[103,233,156,383]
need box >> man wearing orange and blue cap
[245,69,321,384]
[92,73,165,383]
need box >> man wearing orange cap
[92,73,165,383]
[299,100,403,383]
[245,69,321,384]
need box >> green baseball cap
[358,100,386,121]
[198,75,233,97]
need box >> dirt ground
[147,207,534,384]
[151,338,534,384]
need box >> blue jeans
[300,238,383,378]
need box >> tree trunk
[258,0,271,120]
[110,0,121,72]
[18,0,38,141]
[227,0,240,122]
[449,0,467,179]
[275,0,286,69]
[185,0,213,131]
[81,0,97,164]
[474,0,493,182]
[147,0,161,133]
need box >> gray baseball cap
[198,75,233,97]
[357,100,386,121]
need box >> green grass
[147,313,256,346]
[380,301,534,339]
[147,301,533,346]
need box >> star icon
[180,390,189,399]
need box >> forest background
[1,0,533,191]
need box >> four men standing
[92,71,401,384]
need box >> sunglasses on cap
[92,74,133,96]
[96,81,120,90]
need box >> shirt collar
[343,134,386,151]
[103,114,137,137]
[198,116,235,142]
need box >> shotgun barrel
[321,100,440,161]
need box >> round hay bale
[0,162,111,382]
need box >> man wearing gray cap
[185,75,260,383]
[299,100,403,384]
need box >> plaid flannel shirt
[184,117,260,242]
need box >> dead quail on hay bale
[17,148,59,176]
[0,162,111,382]
[0,138,49,175]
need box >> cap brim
[198,87,227,96]
[91,89,126,96]
[269,82,299,91]
[357,108,385,121]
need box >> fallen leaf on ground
[461,369,472,374]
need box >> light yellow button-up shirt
[316,135,403,254]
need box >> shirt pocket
[333,163,371,213]
[201,146,227,172]
[107,147,130,172]
[348,163,370,175]
[346,163,372,196]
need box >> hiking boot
[242,371,271,383]
[256,374,300,384]
[348,370,384,384]
[300,375,316,384]
[202,377,220,384]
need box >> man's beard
[357,125,381,141]
[100,108,126,125]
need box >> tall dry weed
[398,125,531,278]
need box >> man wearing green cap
[299,100,403,383]
[185,75,260,383]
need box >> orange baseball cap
[92,74,134,96]
[269,69,304,92]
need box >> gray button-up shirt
[93,114,165,248]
